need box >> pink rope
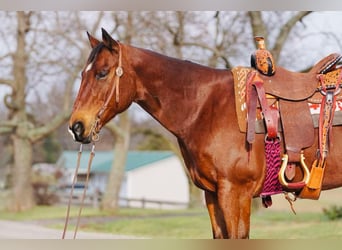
[260,138,283,207]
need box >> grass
[0,205,193,221]
[0,205,105,221]
[76,210,212,238]
[250,210,342,239]
[0,205,342,238]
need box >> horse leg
[217,179,252,239]
[204,190,227,238]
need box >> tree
[248,11,312,63]
[1,11,333,212]
[0,11,104,211]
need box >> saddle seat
[259,53,342,101]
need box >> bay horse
[68,28,342,238]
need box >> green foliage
[322,205,342,221]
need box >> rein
[62,43,123,239]
[62,143,96,239]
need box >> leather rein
[62,143,95,239]
[62,43,123,239]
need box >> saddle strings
[62,143,96,239]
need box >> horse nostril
[72,121,85,137]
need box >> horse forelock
[87,43,105,64]
[86,42,118,71]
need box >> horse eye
[96,70,109,80]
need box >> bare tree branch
[272,11,312,62]
[0,78,15,87]
[28,111,70,143]
[248,11,312,63]
[0,127,13,135]
[248,11,268,43]
[0,120,17,135]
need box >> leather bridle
[92,42,123,141]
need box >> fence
[57,191,189,210]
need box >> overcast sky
[1,11,342,117]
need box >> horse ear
[101,28,119,52]
[87,31,100,49]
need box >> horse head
[69,28,136,143]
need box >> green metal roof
[57,150,175,173]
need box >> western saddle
[235,37,342,204]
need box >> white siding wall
[126,156,189,209]
[89,173,108,194]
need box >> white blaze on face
[85,62,93,72]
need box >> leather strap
[247,71,279,144]
[299,72,341,199]
[318,74,340,159]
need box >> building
[57,150,190,209]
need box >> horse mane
[136,45,229,72]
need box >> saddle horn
[251,36,276,76]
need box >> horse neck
[126,45,233,137]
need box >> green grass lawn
[0,205,342,239]
[250,210,342,239]
[75,209,212,238]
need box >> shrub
[31,164,63,205]
[322,205,342,220]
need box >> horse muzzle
[68,121,92,144]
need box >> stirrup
[278,152,310,189]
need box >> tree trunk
[8,134,34,211]
[101,111,130,211]
[3,11,78,211]
[100,12,133,211]
[5,11,36,211]
[248,11,312,63]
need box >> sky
[281,11,342,70]
[1,11,342,119]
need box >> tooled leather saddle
[232,37,342,205]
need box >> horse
[68,28,342,238]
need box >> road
[0,220,140,239]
